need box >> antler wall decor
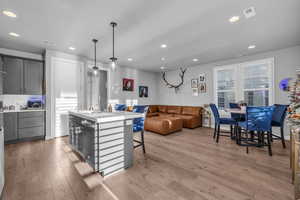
[162,67,187,92]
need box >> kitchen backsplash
[0,95,44,108]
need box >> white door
[52,57,84,137]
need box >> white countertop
[0,109,45,113]
[69,111,143,123]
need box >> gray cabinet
[4,113,18,142]
[0,56,3,95]
[4,111,45,143]
[18,126,44,139]
[3,57,23,94]
[2,56,43,95]
[18,111,45,139]
[23,60,43,95]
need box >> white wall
[158,45,300,106]
[108,65,158,106]
[45,50,158,139]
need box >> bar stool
[132,105,149,153]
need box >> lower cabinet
[18,126,44,139]
[4,113,18,142]
[4,111,45,143]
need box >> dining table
[225,108,246,114]
[224,108,246,144]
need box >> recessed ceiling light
[127,58,133,61]
[9,32,20,37]
[248,45,256,49]
[69,46,76,51]
[161,57,165,61]
[3,10,17,18]
[160,44,167,48]
[229,16,240,23]
[192,58,198,62]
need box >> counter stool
[132,105,149,153]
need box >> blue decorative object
[27,95,45,108]
[279,78,292,91]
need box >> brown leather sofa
[144,105,203,135]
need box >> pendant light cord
[92,39,98,69]
[94,40,97,66]
[110,22,117,61]
[112,24,115,58]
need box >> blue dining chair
[209,104,237,143]
[132,105,149,153]
[114,104,127,111]
[271,104,288,148]
[238,106,274,156]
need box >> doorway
[87,69,108,111]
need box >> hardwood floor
[3,127,293,200]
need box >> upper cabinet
[0,57,3,95]
[1,56,44,95]
[3,56,23,94]
[23,60,43,95]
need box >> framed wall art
[123,78,134,91]
[191,79,198,88]
[199,83,206,93]
[139,86,148,97]
[199,73,206,82]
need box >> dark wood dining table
[225,108,246,114]
[224,108,246,144]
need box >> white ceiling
[0,0,300,71]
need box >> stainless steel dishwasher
[69,115,99,171]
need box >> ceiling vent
[243,7,256,19]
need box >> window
[214,58,274,110]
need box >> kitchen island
[68,111,143,177]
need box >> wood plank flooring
[3,127,293,200]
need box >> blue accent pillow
[115,104,126,111]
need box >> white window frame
[214,58,274,113]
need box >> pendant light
[110,22,117,71]
[92,39,98,75]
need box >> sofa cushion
[149,105,158,113]
[158,113,173,117]
[182,107,201,116]
[133,105,148,113]
[147,112,159,117]
[175,114,202,128]
[144,116,183,135]
[158,106,168,113]
[126,106,134,112]
[115,104,127,111]
[167,106,182,114]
